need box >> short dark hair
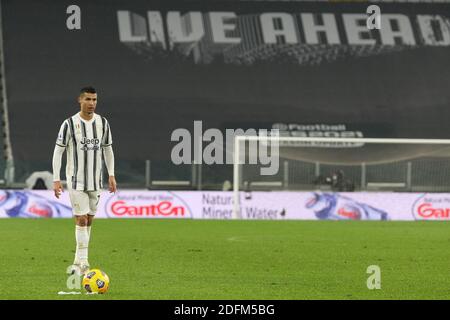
[80,86,97,95]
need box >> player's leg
[68,189,91,274]
[74,214,90,270]
[75,215,88,226]
[86,214,94,247]
[86,190,100,242]
[87,214,94,241]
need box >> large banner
[1,189,449,221]
[3,0,450,168]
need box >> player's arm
[53,120,69,198]
[52,145,65,199]
[102,118,117,193]
[103,145,116,193]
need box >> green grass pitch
[1,219,450,300]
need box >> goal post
[233,136,450,219]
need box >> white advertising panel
[1,189,449,221]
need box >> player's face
[78,93,97,114]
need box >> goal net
[232,136,450,219]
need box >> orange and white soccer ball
[82,269,110,294]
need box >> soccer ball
[82,269,110,294]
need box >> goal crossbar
[234,136,450,144]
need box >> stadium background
[2,0,450,301]
[1,0,450,192]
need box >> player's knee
[76,215,88,226]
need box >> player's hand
[108,176,117,193]
[53,181,63,199]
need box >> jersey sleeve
[101,117,113,147]
[55,120,70,147]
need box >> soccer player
[52,86,117,275]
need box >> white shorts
[68,189,101,216]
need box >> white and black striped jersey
[55,113,113,191]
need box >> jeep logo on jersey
[81,137,100,145]
[80,137,100,151]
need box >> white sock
[74,225,89,265]
[87,226,92,242]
